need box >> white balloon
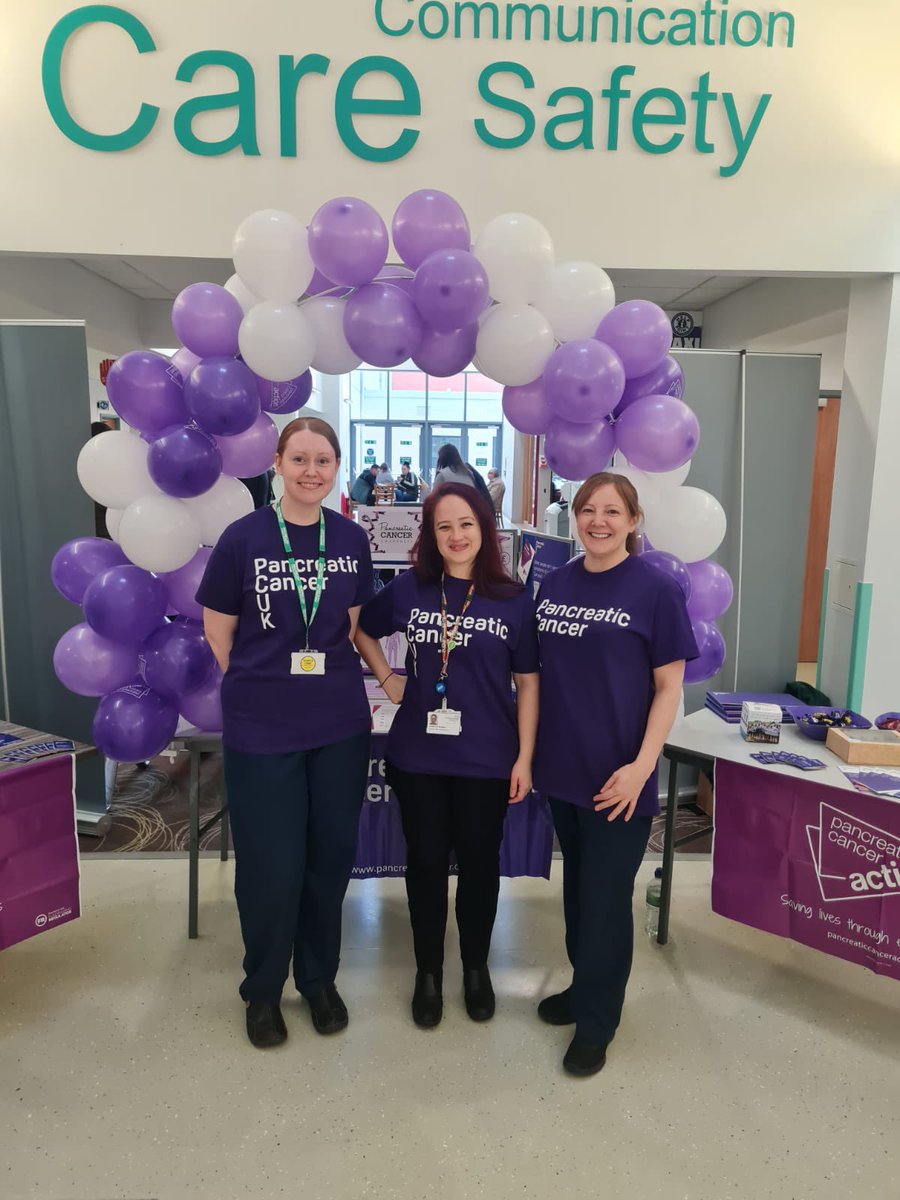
[475,304,555,387]
[614,453,690,490]
[302,296,362,375]
[118,493,200,573]
[643,486,727,562]
[474,213,554,305]
[105,508,123,542]
[184,475,254,546]
[76,431,155,509]
[224,272,260,315]
[534,261,616,342]
[232,209,314,303]
[239,302,315,382]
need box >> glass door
[465,426,500,482]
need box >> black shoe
[563,1036,607,1077]
[245,1000,287,1049]
[463,965,495,1022]
[537,989,575,1026]
[306,984,349,1035]
[411,970,443,1028]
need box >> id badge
[291,651,326,676]
[426,702,462,737]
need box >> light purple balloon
[186,357,260,437]
[412,250,489,333]
[255,368,312,415]
[614,354,684,419]
[343,283,424,368]
[392,189,471,269]
[642,550,692,602]
[171,347,202,382]
[147,424,222,498]
[217,412,279,478]
[595,301,672,380]
[161,547,212,621]
[543,340,625,425]
[172,283,243,359]
[614,394,700,473]
[51,537,128,605]
[92,683,179,762]
[82,565,168,646]
[686,560,734,621]
[375,265,416,299]
[53,623,138,697]
[305,266,350,298]
[544,418,615,481]
[308,197,388,288]
[684,619,726,684]
[413,323,477,377]
[179,667,224,732]
[140,619,215,699]
[502,379,554,435]
[105,351,188,436]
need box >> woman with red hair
[355,484,539,1028]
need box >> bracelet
[377,671,395,687]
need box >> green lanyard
[274,502,326,650]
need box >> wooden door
[798,396,841,662]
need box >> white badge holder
[291,651,326,676]
[426,699,462,737]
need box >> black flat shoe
[537,989,575,1026]
[463,965,495,1022]
[306,985,349,1035]
[245,1000,287,1049]
[411,970,443,1028]
[563,1036,607,1077]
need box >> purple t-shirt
[359,571,539,780]
[533,554,697,816]
[196,506,375,753]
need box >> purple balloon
[308,197,388,288]
[172,283,243,358]
[106,351,188,436]
[595,301,672,380]
[186,357,260,437]
[147,424,222,498]
[642,550,692,602]
[614,354,684,419]
[92,682,179,762]
[343,283,424,368]
[412,249,489,333]
[544,418,615,481]
[543,340,625,425]
[171,347,202,382]
[413,322,477,377]
[255,368,312,415]
[53,623,138,697]
[51,537,128,605]
[392,190,471,270]
[140,620,215,699]
[216,412,279,478]
[684,619,726,684]
[305,266,351,298]
[614,394,700,473]
[375,265,416,299]
[179,667,223,732]
[83,565,168,646]
[502,379,554,435]
[686,560,734,621]
[161,547,212,621]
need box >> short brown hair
[276,416,341,461]
[572,472,644,556]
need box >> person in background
[350,464,379,505]
[354,483,539,1030]
[198,416,375,1050]
[433,444,494,515]
[239,466,275,510]
[532,471,697,1077]
[487,468,505,517]
[375,462,394,485]
[89,422,112,538]
[395,462,420,503]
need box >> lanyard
[274,502,326,650]
[437,573,475,691]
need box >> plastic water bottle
[645,868,663,939]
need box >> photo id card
[291,651,326,676]
[426,706,462,736]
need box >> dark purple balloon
[684,619,726,684]
[255,368,312,415]
[413,323,477,377]
[172,282,243,358]
[161,547,212,621]
[686,560,734,621]
[543,339,625,424]
[642,550,692,602]
[51,537,128,605]
[186,357,260,437]
[412,250,489,333]
[140,620,215,699]
[82,565,168,646]
[392,189,471,269]
[544,418,615,481]
[53,623,138,697]
[106,351,188,437]
[614,394,700,473]
[179,667,223,732]
[92,682,179,762]
[502,379,554,436]
[614,354,684,419]
[343,283,424,368]
[308,197,388,288]
[147,424,222,498]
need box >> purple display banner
[712,760,900,982]
[0,755,81,952]
[352,735,553,880]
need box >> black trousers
[549,798,652,1045]
[223,731,369,1003]
[386,763,510,972]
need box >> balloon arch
[52,192,732,761]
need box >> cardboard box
[826,726,900,765]
[740,701,782,743]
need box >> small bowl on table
[875,712,900,732]
[786,707,871,742]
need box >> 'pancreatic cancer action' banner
[712,761,900,982]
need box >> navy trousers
[223,730,370,1003]
[549,798,652,1045]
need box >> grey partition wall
[0,320,106,819]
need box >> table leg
[188,749,200,940]
[657,758,679,945]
